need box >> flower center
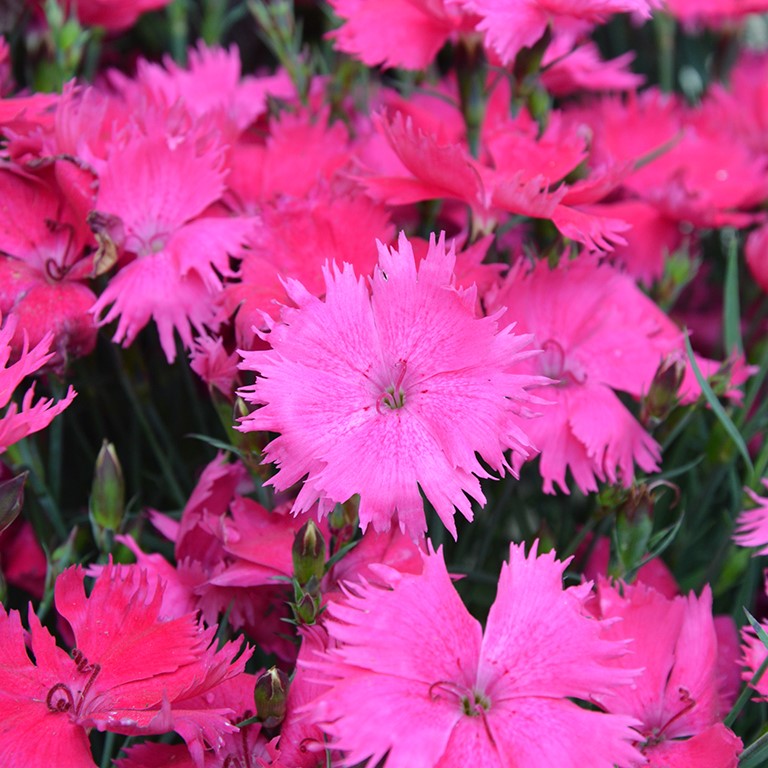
[461,690,491,717]
[378,359,408,412]
[429,680,491,717]
[539,339,586,385]
[45,648,101,717]
[642,687,695,748]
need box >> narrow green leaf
[186,433,245,460]
[740,731,768,768]
[745,610,768,649]
[684,333,753,474]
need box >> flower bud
[0,471,27,536]
[254,666,289,728]
[89,440,124,532]
[641,356,685,427]
[292,589,322,625]
[292,520,325,586]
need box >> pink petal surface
[239,232,542,539]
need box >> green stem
[456,40,486,158]
[166,0,189,65]
[654,12,676,93]
[111,347,186,507]
[99,731,116,768]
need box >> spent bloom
[300,542,641,767]
[238,232,545,540]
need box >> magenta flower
[487,256,663,493]
[733,480,768,554]
[0,313,75,453]
[595,580,742,766]
[327,0,475,70]
[448,0,655,64]
[301,542,641,767]
[238,232,544,539]
[91,109,253,362]
[0,564,249,767]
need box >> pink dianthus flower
[0,564,249,767]
[301,542,641,767]
[0,313,75,453]
[238,232,545,540]
[733,480,768,554]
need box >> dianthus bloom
[594,580,742,767]
[0,564,248,767]
[301,542,641,767]
[733,479,768,554]
[449,0,655,65]
[238,232,545,539]
[1,313,75,453]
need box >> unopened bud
[0,471,27,536]
[89,441,124,531]
[292,589,321,625]
[641,357,685,427]
[254,666,289,728]
[292,520,325,586]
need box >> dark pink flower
[0,165,99,369]
[733,480,768,554]
[326,0,475,69]
[301,542,641,767]
[0,517,47,598]
[0,313,75,453]
[91,108,254,362]
[595,580,742,766]
[0,564,249,767]
[487,256,664,493]
[60,0,172,31]
[448,0,655,64]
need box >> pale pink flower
[0,313,75,453]
[109,43,289,134]
[595,580,742,766]
[741,614,768,701]
[540,28,644,95]
[487,256,663,494]
[238,232,544,539]
[189,334,240,399]
[301,542,641,767]
[733,480,768,554]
